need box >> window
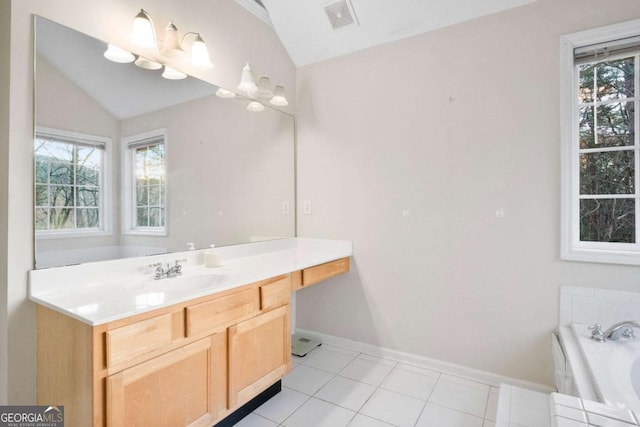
[123,130,167,235]
[34,128,109,236]
[561,20,640,264]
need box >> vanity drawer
[105,313,175,369]
[186,288,259,337]
[300,258,350,288]
[260,276,291,310]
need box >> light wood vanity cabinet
[291,257,351,291]
[37,274,292,427]
[106,334,227,427]
[228,305,290,408]
[36,257,350,427]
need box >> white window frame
[34,126,112,239]
[122,129,168,237]
[561,19,640,265]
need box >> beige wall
[295,0,640,387]
[1,0,294,404]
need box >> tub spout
[604,321,640,340]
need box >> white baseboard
[295,328,555,394]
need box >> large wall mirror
[34,16,296,268]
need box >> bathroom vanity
[29,238,352,427]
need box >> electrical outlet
[303,200,312,215]
[282,201,290,215]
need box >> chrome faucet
[588,324,605,342]
[604,321,640,340]
[149,259,187,280]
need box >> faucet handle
[622,327,636,339]
[588,324,605,342]
[149,262,164,280]
[173,259,187,274]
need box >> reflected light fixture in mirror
[135,56,162,70]
[162,66,187,80]
[270,85,289,106]
[247,101,265,112]
[256,76,274,98]
[236,64,289,107]
[237,63,258,95]
[215,88,236,99]
[104,44,135,63]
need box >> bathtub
[569,322,640,413]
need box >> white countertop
[29,238,353,326]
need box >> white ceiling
[260,0,539,67]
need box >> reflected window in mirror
[123,129,167,236]
[35,127,109,236]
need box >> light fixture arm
[181,32,202,44]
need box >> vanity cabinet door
[228,305,291,408]
[106,332,227,427]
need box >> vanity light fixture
[104,9,215,80]
[131,9,156,49]
[160,22,214,69]
[160,21,185,60]
[188,33,214,69]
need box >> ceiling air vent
[323,0,359,30]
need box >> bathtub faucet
[603,321,640,340]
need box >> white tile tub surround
[28,237,353,325]
[559,286,640,328]
[549,392,639,427]
[495,386,640,427]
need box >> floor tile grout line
[409,372,442,427]
[271,344,500,427]
[427,400,488,422]
[275,391,313,427]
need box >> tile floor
[235,343,500,427]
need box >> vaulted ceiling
[259,0,539,67]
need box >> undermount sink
[124,271,226,294]
[162,272,226,291]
